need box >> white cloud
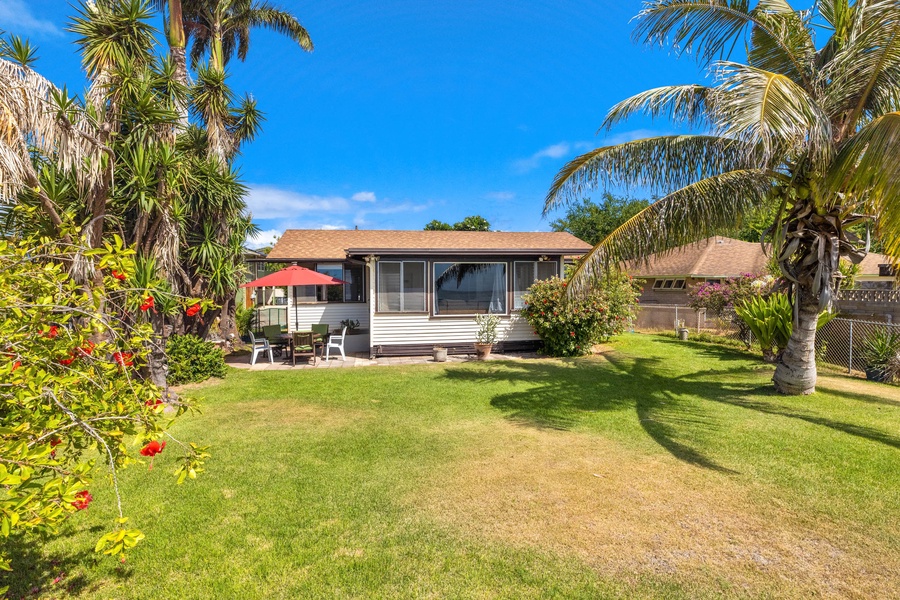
[245,185,350,219]
[513,142,580,173]
[484,191,515,202]
[512,131,670,174]
[0,0,62,37]
[319,224,348,230]
[245,229,283,249]
[351,191,377,203]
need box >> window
[316,263,344,302]
[513,261,558,309]
[434,262,507,315]
[377,261,426,312]
[307,263,366,303]
[343,264,365,302]
[652,278,686,291]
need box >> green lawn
[6,334,900,599]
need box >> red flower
[111,270,127,281]
[12,360,21,371]
[570,331,576,337]
[140,440,166,457]
[113,351,134,367]
[185,303,201,317]
[50,438,63,447]
[58,357,75,366]
[47,325,59,338]
[78,340,95,356]
[139,296,154,312]
[145,398,163,408]
[71,490,93,511]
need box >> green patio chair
[263,325,285,357]
[291,331,316,366]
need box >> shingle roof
[628,237,770,277]
[628,236,892,278]
[267,229,593,260]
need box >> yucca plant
[735,294,793,362]
[546,0,900,395]
[859,328,900,383]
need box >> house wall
[370,313,537,355]
[637,277,706,306]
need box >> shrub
[475,314,500,344]
[735,293,838,362]
[521,274,639,357]
[166,334,227,384]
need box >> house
[253,229,592,357]
[628,237,770,306]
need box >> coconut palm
[545,0,900,395]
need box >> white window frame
[432,261,508,317]
[652,278,686,291]
[376,261,426,313]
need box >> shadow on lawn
[0,524,131,599]
[443,345,900,473]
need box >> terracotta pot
[433,347,447,362]
[474,342,493,360]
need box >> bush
[521,274,640,357]
[166,334,227,384]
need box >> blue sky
[3,0,707,246]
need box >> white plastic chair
[249,331,273,365]
[325,326,347,361]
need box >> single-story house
[250,229,592,357]
[628,237,771,305]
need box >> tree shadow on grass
[0,525,131,599]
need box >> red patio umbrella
[241,265,347,288]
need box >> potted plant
[859,328,900,383]
[474,314,500,360]
[433,346,447,362]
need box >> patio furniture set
[249,324,348,366]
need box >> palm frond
[544,135,761,213]
[248,4,313,52]
[713,61,832,165]
[601,84,714,131]
[747,0,816,85]
[634,0,812,86]
[566,169,775,295]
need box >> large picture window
[513,261,558,309]
[434,262,506,315]
[377,261,426,312]
[310,263,365,303]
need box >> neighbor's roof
[628,237,893,278]
[628,237,770,278]
[267,230,593,260]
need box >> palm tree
[151,0,190,125]
[545,0,900,395]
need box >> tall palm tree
[545,0,900,395]
[181,0,312,161]
[151,0,190,125]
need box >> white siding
[287,302,369,332]
[370,313,536,346]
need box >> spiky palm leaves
[545,0,900,394]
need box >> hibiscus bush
[0,232,208,583]
[166,334,227,384]
[521,274,640,357]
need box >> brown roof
[628,237,770,278]
[267,229,592,260]
[858,251,894,275]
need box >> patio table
[282,332,329,365]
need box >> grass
[5,334,900,599]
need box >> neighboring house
[629,236,899,322]
[628,237,770,306]
[254,229,592,356]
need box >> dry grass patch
[220,400,371,431]
[414,420,898,599]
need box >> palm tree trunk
[773,291,819,394]
[165,0,189,126]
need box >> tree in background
[550,194,649,245]
[545,0,900,395]
[424,215,491,231]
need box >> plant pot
[474,342,493,360]
[677,328,689,341]
[865,366,894,383]
[433,347,447,362]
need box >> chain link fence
[635,304,900,373]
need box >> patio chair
[262,324,285,356]
[311,323,329,358]
[325,326,348,361]
[248,331,273,366]
[292,331,316,366]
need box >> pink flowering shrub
[521,275,640,357]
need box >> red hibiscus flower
[140,440,166,457]
[50,438,63,447]
[111,269,127,281]
[185,303,201,317]
[145,398,163,408]
[78,340,95,356]
[58,356,75,366]
[113,351,134,367]
[71,490,93,510]
[47,325,59,338]
[11,360,21,371]
[139,296,154,312]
